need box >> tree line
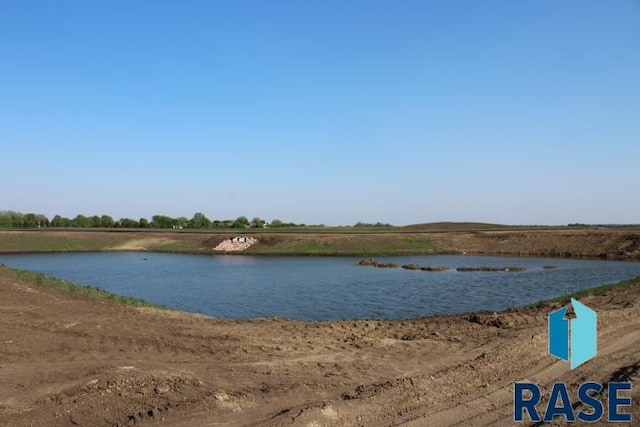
[0,211,303,230]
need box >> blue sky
[1,1,638,225]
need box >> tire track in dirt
[401,311,640,426]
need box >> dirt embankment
[432,229,640,260]
[1,267,639,426]
[2,228,640,259]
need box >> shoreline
[2,262,639,320]
[1,264,639,426]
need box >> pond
[1,253,639,320]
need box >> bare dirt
[432,228,640,260]
[1,267,639,426]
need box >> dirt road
[0,268,638,426]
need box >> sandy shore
[0,265,638,426]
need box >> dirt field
[1,265,638,426]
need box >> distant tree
[251,217,265,228]
[354,221,392,228]
[232,216,249,228]
[9,211,24,228]
[51,215,71,227]
[152,215,178,228]
[100,215,115,228]
[23,213,39,228]
[270,219,299,228]
[138,218,149,228]
[119,218,139,228]
[176,216,189,229]
[211,220,233,229]
[90,215,101,228]
[0,211,12,228]
[189,212,211,229]
[72,215,92,228]
[36,214,49,227]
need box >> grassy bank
[528,275,640,307]
[245,234,441,255]
[0,231,133,252]
[0,230,443,256]
[0,264,166,309]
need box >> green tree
[9,211,24,228]
[0,211,12,228]
[72,215,92,228]
[251,217,265,228]
[176,216,189,229]
[232,216,249,228]
[152,215,178,228]
[139,218,149,228]
[36,214,49,227]
[119,218,139,228]
[189,212,211,229]
[23,213,39,228]
[51,215,71,227]
[100,215,115,228]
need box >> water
[1,252,639,321]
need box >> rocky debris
[456,266,526,272]
[401,264,449,271]
[214,237,257,252]
[376,262,399,268]
[463,312,514,329]
[358,259,398,268]
[422,266,449,271]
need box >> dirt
[109,238,175,251]
[432,229,640,260]
[1,268,639,426]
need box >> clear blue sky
[1,1,638,225]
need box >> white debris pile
[214,237,258,252]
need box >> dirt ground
[1,268,638,426]
[432,228,640,260]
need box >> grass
[0,230,447,256]
[0,231,132,252]
[147,239,210,253]
[0,264,167,309]
[246,234,442,255]
[527,275,640,308]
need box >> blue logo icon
[548,298,597,369]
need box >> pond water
[1,253,639,320]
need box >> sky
[1,1,638,226]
